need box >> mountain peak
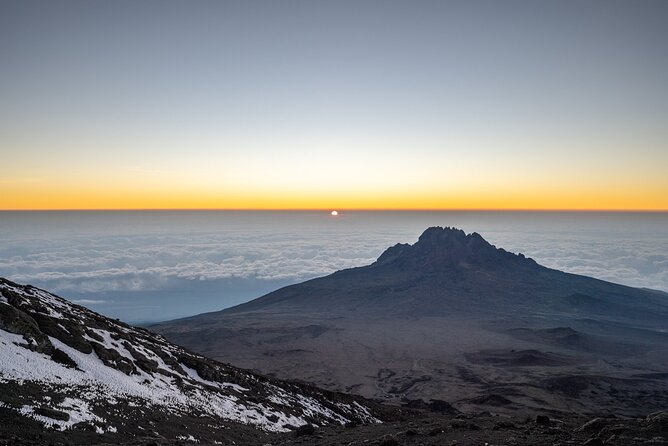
[375,226,534,270]
[416,226,484,246]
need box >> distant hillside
[177,227,667,322]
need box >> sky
[1,0,668,210]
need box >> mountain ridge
[0,277,380,444]
[209,226,666,321]
[374,226,538,270]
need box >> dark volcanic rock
[428,399,458,414]
[33,407,69,421]
[577,418,607,433]
[470,394,514,407]
[378,434,399,446]
[536,415,550,426]
[294,423,316,436]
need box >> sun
[330,210,338,216]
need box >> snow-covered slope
[0,278,379,442]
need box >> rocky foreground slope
[0,278,379,444]
[1,274,668,445]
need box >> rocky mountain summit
[0,278,379,444]
[375,226,537,271]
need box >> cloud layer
[1,211,666,321]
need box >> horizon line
[1,208,667,213]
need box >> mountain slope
[217,226,667,321]
[155,227,668,416]
[0,278,379,444]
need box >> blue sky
[1,1,668,210]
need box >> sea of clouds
[1,211,666,322]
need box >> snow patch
[0,329,322,432]
[18,398,103,431]
[0,281,381,433]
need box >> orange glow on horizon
[2,180,667,211]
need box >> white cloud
[486,232,668,292]
[1,214,666,309]
[0,232,381,294]
[72,299,108,305]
